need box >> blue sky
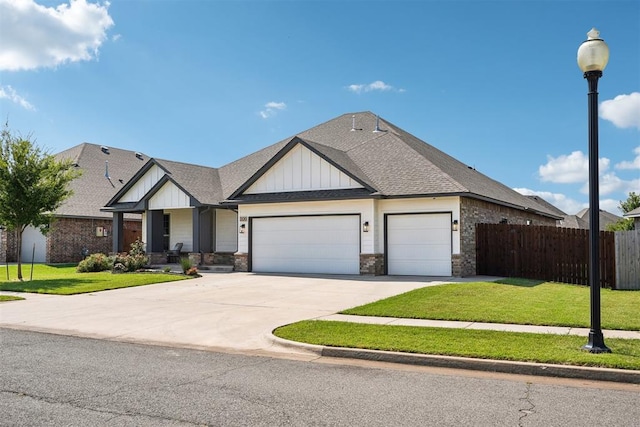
[1,0,638,215]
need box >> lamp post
[577,28,611,353]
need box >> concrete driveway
[0,273,477,358]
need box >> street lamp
[577,28,611,353]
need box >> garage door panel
[252,216,360,275]
[387,213,452,276]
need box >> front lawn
[341,279,640,331]
[0,264,190,295]
[0,295,24,302]
[275,321,640,371]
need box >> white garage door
[387,213,452,276]
[252,215,360,275]
[21,226,47,263]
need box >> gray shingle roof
[100,111,564,219]
[55,143,149,218]
[526,195,567,216]
[624,206,640,218]
[221,112,562,218]
[153,159,222,206]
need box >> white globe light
[577,28,610,72]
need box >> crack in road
[518,382,536,426]
[1,389,208,426]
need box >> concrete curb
[269,334,640,384]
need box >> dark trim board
[383,211,453,276]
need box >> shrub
[163,266,172,273]
[112,253,149,273]
[77,253,112,273]
[179,257,192,274]
[129,238,145,256]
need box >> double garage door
[251,215,361,275]
[250,213,452,276]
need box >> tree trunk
[16,226,23,281]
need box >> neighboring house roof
[526,195,567,217]
[574,208,622,230]
[55,143,148,218]
[222,112,561,218]
[624,206,640,218]
[558,215,589,229]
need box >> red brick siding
[459,197,557,276]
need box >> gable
[119,164,166,203]
[244,143,364,194]
[149,181,191,209]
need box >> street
[1,328,638,426]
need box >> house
[1,143,147,263]
[573,208,622,231]
[104,112,561,276]
[624,206,640,229]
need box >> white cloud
[615,146,640,170]
[538,151,610,184]
[600,92,640,130]
[514,188,585,215]
[0,0,114,71]
[347,80,403,94]
[583,172,626,196]
[0,85,36,111]
[600,199,621,215]
[259,101,286,119]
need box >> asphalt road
[1,328,638,426]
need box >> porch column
[199,208,213,253]
[112,212,124,253]
[191,208,200,253]
[147,210,165,253]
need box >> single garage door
[387,213,452,276]
[251,215,360,274]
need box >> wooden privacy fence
[615,229,640,290]
[476,224,616,288]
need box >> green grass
[0,295,24,302]
[0,264,190,295]
[275,321,640,371]
[341,279,640,331]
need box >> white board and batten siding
[119,164,165,203]
[245,144,363,194]
[165,208,193,252]
[216,208,238,252]
[251,215,360,275]
[149,182,190,210]
[386,213,453,276]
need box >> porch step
[199,265,234,273]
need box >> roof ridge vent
[101,145,110,154]
[135,152,143,160]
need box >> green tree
[619,191,640,214]
[0,125,80,280]
[605,192,640,231]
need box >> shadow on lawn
[0,278,87,293]
[494,278,546,288]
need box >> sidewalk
[316,314,640,340]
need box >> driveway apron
[0,273,455,357]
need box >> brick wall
[47,217,142,263]
[459,197,557,276]
[234,252,248,272]
[360,253,384,275]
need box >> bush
[129,238,145,256]
[163,266,172,273]
[179,257,192,274]
[113,253,148,273]
[77,253,112,273]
